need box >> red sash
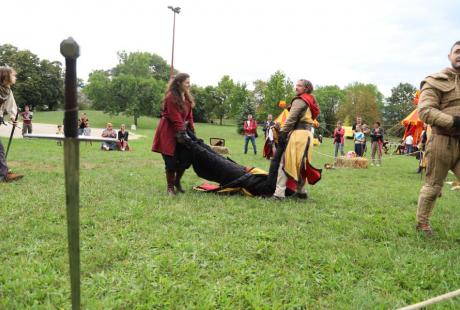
[298,93,320,120]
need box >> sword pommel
[60,37,80,59]
[61,37,79,138]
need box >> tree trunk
[219,116,223,125]
[134,115,138,127]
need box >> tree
[229,82,251,118]
[190,85,212,123]
[337,82,383,126]
[114,51,172,82]
[314,85,345,134]
[38,60,64,110]
[232,83,253,133]
[82,70,111,110]
[83,52,168,127]
[252,79,266,116]
[384,82,417,126]
[110,74,165,125]
[262,71,295,120]
[0,44,64,110]
[214,75,235,125]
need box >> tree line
[1,44,417,134]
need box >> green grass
[1,111,459,309]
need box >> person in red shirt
[333,121,345,159]
[243,114,257,154]
[152,73,195,195]
[21,105,33,136]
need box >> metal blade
[24,133,117,142]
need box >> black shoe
[292,192,308,199]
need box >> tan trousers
[416,135,460,224]
[371,141,382,165]
[274,156,306,198]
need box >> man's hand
[453,116,460,129]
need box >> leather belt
[431,126,460,137]
[295,123,312,131]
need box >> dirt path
[0,123,142,139]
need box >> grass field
[1,110,459,309]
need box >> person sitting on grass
[117,124,130,151]
[101,122,117,151]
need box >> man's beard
[451,60,460,72]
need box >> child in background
[354,125,365,157]
[56,125,63,146]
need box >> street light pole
[168,6,181,79]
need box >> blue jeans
[244,135,257,154]
[101,141,117,150]
[334,143,344,158]
[355,143,364,157]
[406,144,413,155]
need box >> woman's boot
[174,169,185,193]
[166,171,176,196]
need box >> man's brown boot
[174,169,185,193]
[4,172,24,183]
[166,171,176,196]
[416,223,435,236]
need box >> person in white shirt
[404,133,414,154]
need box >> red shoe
[4,172,24,182]
[416,223,435,236]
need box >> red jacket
[333,128,345,144]
[152,92,194,156]
[243,119,257,136]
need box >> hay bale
[335,156,368,169]
[211,145,229,155]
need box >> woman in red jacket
[152,73,195,195]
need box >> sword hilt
[60,38,80,138]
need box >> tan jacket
[419,68,460,134]
[281,99,313,133]
[0,90,18,121]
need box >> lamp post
[168,6,181,79]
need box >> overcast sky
[2,0,459,96]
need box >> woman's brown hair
[163,73,195,111]
[0,67,16,87]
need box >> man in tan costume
[416,41,460,235]
[272,79,321,200]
